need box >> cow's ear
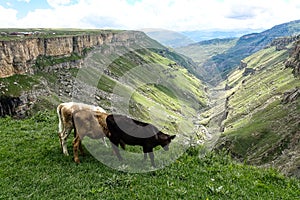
[169,135,176,140]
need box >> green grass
[0,111,300,199]
[0,74,40,96]
[33,53,83,70]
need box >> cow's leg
[120,140,126,150]
[144,153,148,160]
[111,142,123,161]
[79,140,85,156]
[143,146,148,161]
[143,147,155,167]
[58,132,63,151]
[72,124,84,156]
[102,137,108,147]
[149,151,156,167]
[58,129,68,155]
[73,135,81,163]
[60,127,72,156]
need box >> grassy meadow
[0,110,299,199]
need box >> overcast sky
[0,0,299,31]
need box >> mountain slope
[181,29,262,42]
[0,29,209,145]
[214,38,300,177]
[176,38,238,84]
[143,29,195,48]
[176,20,300,85]
[208,20,300,81]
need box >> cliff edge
[0,30,149,78]
[286,37,300,76]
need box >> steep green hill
[214,39,300,177]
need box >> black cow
[106,114,176,167]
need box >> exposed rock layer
[0,31,147,78]
[285,38,300,75]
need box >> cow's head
[157,132,176,151]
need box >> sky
[0,0,300,32]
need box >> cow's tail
[57,104,64,133]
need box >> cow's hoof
[63,152,69,156]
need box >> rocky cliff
[0,31,148,78]
[0,30,164,117]
[269,35,299,51]
[285,37,300,76]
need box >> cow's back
[106,114,158,143]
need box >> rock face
[285,38,300,76]
[0,31,147,78]
[269,36,299,51]
[239,60,247,69]
[282,87,300,104]
[0,30,156,117]
[243,68,256,76]
[0,96,22,116]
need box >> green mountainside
[176,20,300,85]
[213,41,300,177]
[176,38,237,83]
[175,21,300,177]
[0,29,208,142]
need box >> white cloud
[47,0,72,8]
[0,6,18,27]
[18,0,31,3]
[0,0,300,31]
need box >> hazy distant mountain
[181,29,263,42]
[142,28,195,48]
[175,38,238,82]
[176,19,300,85]
[142,28,261,48]
[208,19,300,80]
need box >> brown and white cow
[72,110,110,163]
[56,102,107,156]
